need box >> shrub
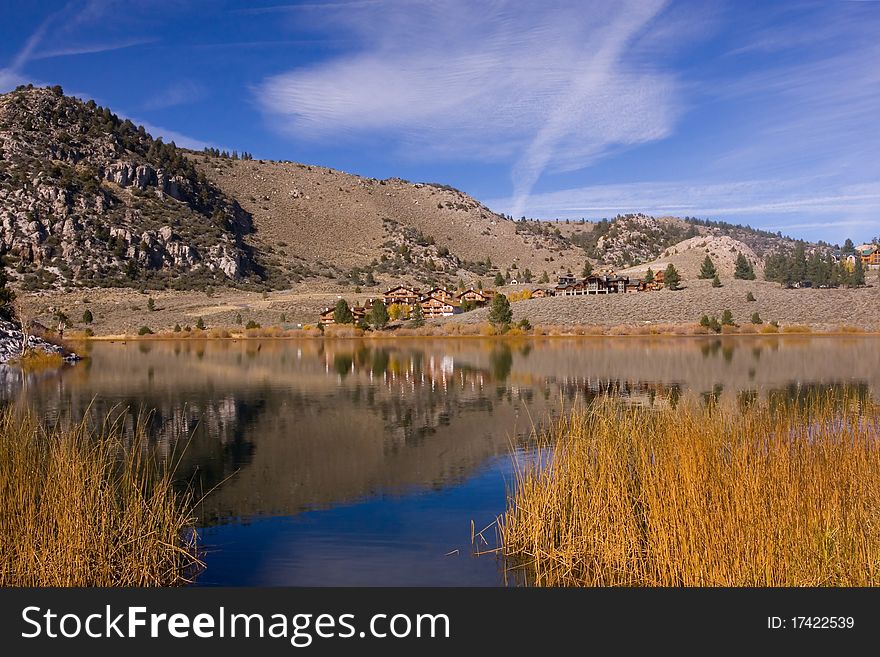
[721,309,735,326]
[81,309,93,324]
[746,292,755,302]
[751,312,763,324]
[195,317,206,331]
[245,320,260,330]
[137,326,153,336]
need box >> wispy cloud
[32,36,158,60]
[486,178,880,228]
[2,0,155,79]
[255,0,685,217]
[128,117,213,151]
[141,80,207,111]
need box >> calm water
[7,336,880,586]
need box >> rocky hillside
[0,85,266,291]
[192,154,589,287]
[620,234,763,280]
[0,86,821,295]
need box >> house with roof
[383,285,421,306]
[420,295,462,318]
[457,288,493,306]
[856,244,879,268]
[424,287,454,302]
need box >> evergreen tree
[712,274,722,288]
[522,268,533,283]
[369,300,389,329]
[663,264,681,290]
[488,293,513,327]
[0,268,16,321]
[582,261,593,278]
[410,302,425,327]
[333,299,354,325]
[751,312,763,324]
[699,255,717,279]
[644,267,654,284]
[746,291,755,302]
[81,309,93,324]
[721,309,735,326]
[734,252,756,280]
[494,272,505,286]
[539,271,549,284]
[851,257,865,287]
[842,238,855,254]
[195,317,206,330]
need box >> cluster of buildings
[834,244,880,269]
[320,285,497,324]
[318,267,671,325]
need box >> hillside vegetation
[0,86,835,298]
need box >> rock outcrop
[0,85,262,290]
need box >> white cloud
[486,178,880,223]
[141,80,207,111]
[127,117,214,151]
[255,0,683,217]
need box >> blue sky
[1,0,878,244]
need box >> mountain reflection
[8,336,880,524]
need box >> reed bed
[499,396,880,586]
[0,410,201,586]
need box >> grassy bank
[0,410,201,586]
[499,397,880,586]
[67,321,879,342]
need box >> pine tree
[195,317,206,330]
[488,293,512,327]
[644,268,654,284]
[699,255,717,279]
[663,264,681,290]
[0,268,16,322]
[721,309,735,326]
[81,309,93,324]
[539,271,549,284]
[494,272,505,286]
[851,257,865,287]
[751,312,763,324]
[734,252,756,280]
[712,274,722,288]
[369,300,389,329]
[410,302,425,327]
[582,261,593,278]
[333,299,354,325]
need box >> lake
[7,335,880,585]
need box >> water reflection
[8,335,880,585]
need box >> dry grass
[499,396,880,586]
[0,410,201,586]
[13,349,64,371]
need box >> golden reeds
[500,396,880,586]
[0,410,202,586]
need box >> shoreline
[73,325,880,342]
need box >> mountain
[1,86,821,294]
[0,85,265,291]
[189,153,590,286]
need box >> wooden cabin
[457,288,493,306]
[320,304,367,325]
[420,295,461,318]
[424,287,453,302]
[383,285,421,306]
[531,288,550,298]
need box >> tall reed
[0,410,201,586]
[500,396,880,586]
